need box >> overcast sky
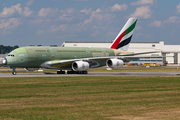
[1,0,180,47]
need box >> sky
[1,0,180,47]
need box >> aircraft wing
[117,51,161,56]
[59,57,112,63]
[41,56,140,69]
[41,51,160,69]
[41,57,114,69]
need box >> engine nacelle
[106,59,124,68]
[24,68,40,71]
[72,61,90,71]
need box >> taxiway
[0,71,180,77]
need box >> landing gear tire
[67,71,88,74]
[12,71,16,75]
[83,71,88,74]
[57,70,65,74]
[67,71,73,74]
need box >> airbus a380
[2,18,157,75]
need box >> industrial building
[62,41,180,65]
[0,54,8,66]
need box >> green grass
[0,76,180,119]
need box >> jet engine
[24,68,40,71]
[106,59,124,68]
[72,61,90,71]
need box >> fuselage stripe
[110,20,137,49]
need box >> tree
[0,45,19,54]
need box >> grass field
[0,76,180,119]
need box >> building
[62,41,180,65]
[0,54,8,66]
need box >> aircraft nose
[2,58,7,65]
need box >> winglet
[109,18,137,51]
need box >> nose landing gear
[12,70,17,75]
[11,67,17,75]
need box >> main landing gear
[57,70,88,74]
[57,70,65,74]
[67,71,88,74]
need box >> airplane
[2,18,158,75]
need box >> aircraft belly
[97,60,106,67]
[52,62,72,68]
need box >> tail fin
[109,18,137,51]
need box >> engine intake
[72,61,90,71]
[106,59,124,68]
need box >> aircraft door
[49,48,54,58]
[42,55,46,61]
[18,53,28,67]
[86,49,91,57]
[102,49,108,57]
[19,54,24,62]
[102,49,106,57]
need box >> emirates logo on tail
[109,18,137,51]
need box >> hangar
[61,41,180,65]
[0,54,7,66]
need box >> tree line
[0,45,19,54]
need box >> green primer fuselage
[6,46,116,69]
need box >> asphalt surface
[0,69,24,71]
[0,71,180,77]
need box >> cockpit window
[8,54,15,57]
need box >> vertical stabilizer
[109,18,137,51]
